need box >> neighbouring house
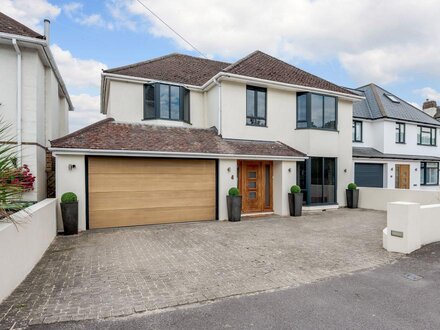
[0,12,73,201]
[350,83,440,190]
[422,99,440,120]
[50,51,362,231]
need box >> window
[143,83,190,122]
[417,126,437,146]
[384,94,400,103]
[297,93,337,130]
[395,122,405,143]
[246,86,267,126]
[352,121,362,142]
[421,162,439,186]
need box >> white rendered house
[51,51,362,231]
[0,12,73,201]
[350,84,440,190]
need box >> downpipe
[12,38,22,165]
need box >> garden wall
[0,198,57,303]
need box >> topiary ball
[228,187,240,196]
[290,185,301,194]
[347,183,358,190]
[61,192,78,203]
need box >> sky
[1,0,440,132]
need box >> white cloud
[63,2,82,17]
[415,87,440,102]
[0,0,60,32]
[51,44,107,89]
[69,94,105,132]
[111,0,440,85]
[63,2,112,29]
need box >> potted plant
[346,183,359,209]
[227,187,242,222]
[60,192,78,235]
[288,185,303,216]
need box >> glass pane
[355,122,362,141]
[248,182,256,188]
[170,86,180,120]
[323,97,336,129]
[257,91,266,118]
[426,168,438,184]
[265,164,270,207]
[297,94,307,122]
[249,192,257,199]
[324,158,336,203]
[352,122,356,141]
[297,161,307,204]
[183,88,190,122]
[248,171,257,179]
[310,158,323,204]
[311,94,323,128]
[159,84,169,119]
[246,89,255,117]
[144,84,155,119]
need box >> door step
[242,212,275,218]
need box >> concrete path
[34,242,440,330]
[0,209,397,328]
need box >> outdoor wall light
[344,169,347,173]
[68,164,76,171]
[415,168,418,171]
[227,167,231,172]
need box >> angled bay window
[143,83,190,122]
[417,126,436,146]
[246,86,267,126]
[421,162,439,186]
[296,92,337,130]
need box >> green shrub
[228,187,240,196]
[347,183,358,190]
[61,192,77,203]
[290,185,301,194]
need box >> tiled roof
[104,53,230,86]
[352,84,440,126]
[353,147,440,161]
[51,118,306,158]
[105,51,355,95]
[0,12,44,39]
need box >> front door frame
[238,160,273,213]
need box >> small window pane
[257,91,266,118]
[170,86,180,120]
[249,192,257,199]
[246,89,255,117]
[183,88,190,122]
[159,84,170,119]
[248,171,257,179]
[323,97,336,129]
[297,94,307,122]
[144,84,155,119]
[248,182,257,188]
[311,94,323,128]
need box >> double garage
[87,157,217,229]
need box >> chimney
[423,99,437,110]
[44,19,50,44]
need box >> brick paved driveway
[0,209,398,328]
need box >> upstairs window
[246,86,267,126]
[297,93,337,130]
[144,83,190,123]
[395,122,405,144]
[421,162,439,186]
[418,126,436,146]
[352,121,362,142]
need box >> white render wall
[273,161,297,216]
[0,199,57,303]
[218,159,238,220]
[55,154,86,231]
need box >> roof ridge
[50,118,114,145]
[105,53,230,74]
[0,12,44,39]
[222,50,262,72]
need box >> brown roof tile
[51,119,305,158]
[0,12,44,39]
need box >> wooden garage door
[88,157,216,229]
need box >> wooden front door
[239,161,273,213]
[395,164,410,189]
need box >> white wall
[273,161,297,216]
[55,154,86,231]
[218,159,238,220]
[358,187,440,211]
[0,198,57,303]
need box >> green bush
[347,183,358,190]
[228,187,240,196]
[61,192,77,203]
[290,185,301,194]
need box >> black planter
[61,201,78,235]
[288,193,303,216]
[346,189,359,209]
[227,196,242,221]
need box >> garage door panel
[89,190,216,210]
[355,163,384,188]
[89,173,215,192]
[89,206,215,229]
[88,157,216,228]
